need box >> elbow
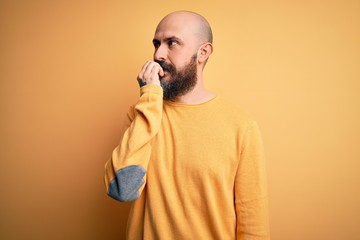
[107,165,146,202]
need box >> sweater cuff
[140,84,163,96]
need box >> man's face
[152,15,201,100]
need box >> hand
[137,61,164,87]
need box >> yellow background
[1,0,359,239]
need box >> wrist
[140,84,163,96]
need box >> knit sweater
[104,84,270,239]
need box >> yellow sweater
[105,85,270,239]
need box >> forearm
[104,84,163,202]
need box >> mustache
[155,60,176,73]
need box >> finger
[149,64,163,79]
[141,63,161,86]
[154,62,164,77]
[137,61,151,80]
[137,61,152,87]
[143,62,159,80]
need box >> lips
[160,72,169,81]
[155,60,175,73]
[161,64,170,72]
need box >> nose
[153,44,167,61]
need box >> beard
[155,54,197,101]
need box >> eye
[168,40,178,47]
[153,40,160,49]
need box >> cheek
[168,55,188,69]
[168,45,198,68]
[167,53,179,67]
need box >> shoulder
[215,97,256,127]
[216,97,264,148]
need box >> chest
[149,111,241,185]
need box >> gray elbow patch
[108,165,146,202]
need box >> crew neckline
[164,95,220,107]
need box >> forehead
[154,15,197,41]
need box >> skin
[137,11,215,104]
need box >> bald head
[156,11,213,44]
[153,11,214,70]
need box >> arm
[104,61,164,202]
[235,121,270,239]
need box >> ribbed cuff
[140,84,163,96]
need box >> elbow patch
[107,165,146,202]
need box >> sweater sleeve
[235,121,270,239]
[104,84,163,202]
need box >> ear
[197,43,213,64]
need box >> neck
[173,75,215,104]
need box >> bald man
[105,11,270,239]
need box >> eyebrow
[152,36,183,45]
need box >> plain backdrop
[1,0,359,239]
